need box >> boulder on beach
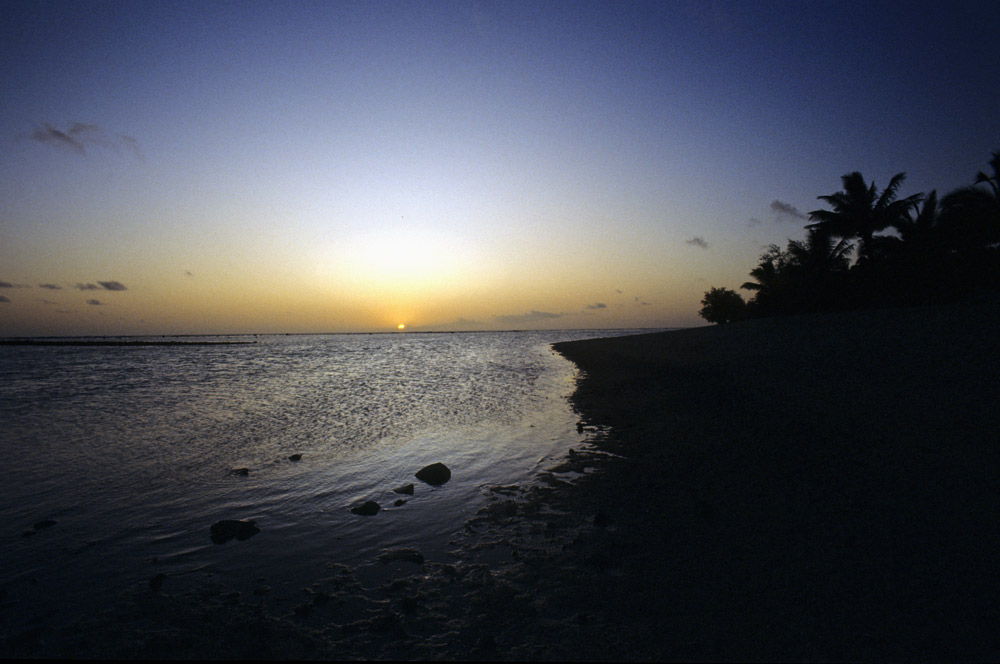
[351,501,380,516]
[210,519,260,544]
[230,467,250,477]
[393,483,415,495]
[415,462,451,485]
[288,454,302,462]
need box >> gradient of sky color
[1,0,998,335]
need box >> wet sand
[5,299,999,660]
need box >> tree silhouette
[807,172,922,265]
[701,151,999,320]
[699,287,746,325]
[940,151,1000,251]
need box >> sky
[1,0,998,336]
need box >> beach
[5,301,999,660]
[550,296,1000,660]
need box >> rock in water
[210,519,260,544]
[351,501,381,516]
[415,462,451,485]
[230,467,250,477]
[288,454,302,462]
[393,483,415,495]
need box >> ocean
[0,329,645,639]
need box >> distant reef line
[0,339,256,346]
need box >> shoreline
[5,301,999,659]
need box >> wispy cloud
[86,299,102,306]
[122,135,144,161]
[686,236,709,249]
[38,283,62,290]
[0,295,10,303]
[98,280,127,291]
[30,122,142,159]
[31,122,102,154]
[0,281,13,288]
[75,283,101,290]
[586,302,607,310]
[770,199,807,220]
[493,310,563,325]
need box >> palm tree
[894,190,941,253]
[807,171,923,265]
[786,226,854,276]
[940,151,1000,251]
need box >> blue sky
[1,0,997,335]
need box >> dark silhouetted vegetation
[698,287,746,324]
[702,151,1000,320]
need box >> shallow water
[0,329,645,636]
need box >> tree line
[699,151,1000,324]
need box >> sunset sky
[2,0,998,336]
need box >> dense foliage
[700,151,1000,323]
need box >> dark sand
[4,299,999,660]
[551,297,1000,661]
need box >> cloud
[86,299,102,305]
[615,289,623,294]
[31,122,102,154]
[122,135,144,161]
[30,122,141,159]
[98,280,127,291]
[38,283,62,290]
[686,236,709,249]
[75,283,100,290]
[493,310,563,325]
[586,302,607,310]
[770,199,807,220]
[184,270,194,277]
[747,217,763,227]
[0,281,12,288]
[0,295,10,303]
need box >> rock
[415,462,451,485]
[393,483,415,495]
[393,499,407,507]
[351,501,380,516]
[230,467,250,476]
[288,454,302,461]
[210,519,260,544]
[377,547,424,565]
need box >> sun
[397,323,406,331]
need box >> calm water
[0,329,645,634]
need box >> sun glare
[397,323,406,330]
